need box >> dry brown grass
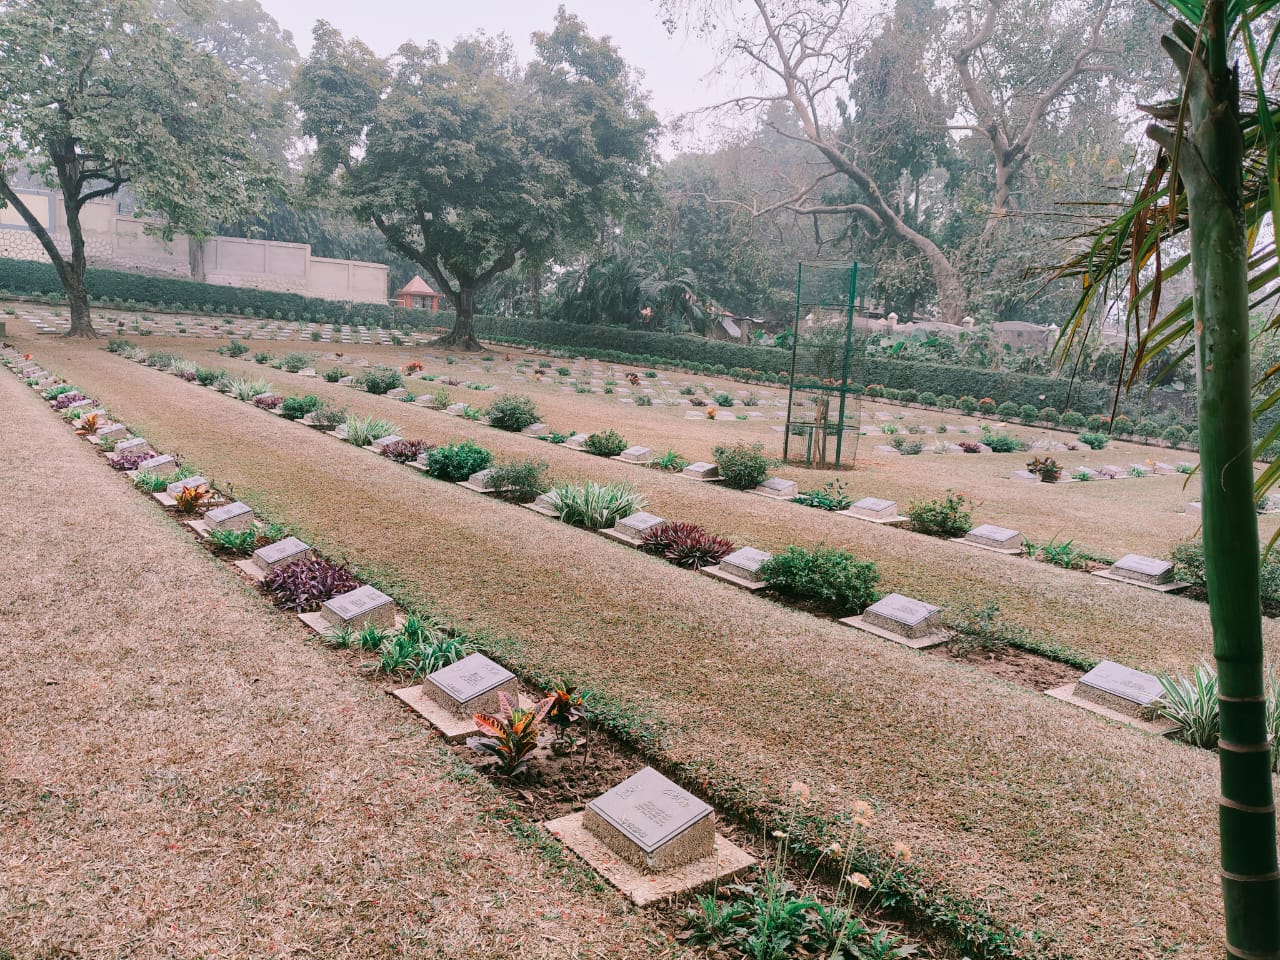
[0,362,684,960]
[23,332,1246,959]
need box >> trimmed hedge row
[0,257,441,329]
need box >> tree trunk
[531,267,542,320]
[435,287,482,351]
[1160,8,1280,958]
[61,197,97,338]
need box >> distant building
[393,275,443,312]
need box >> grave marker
[166,475,209,496]
[206,501,254,532]
[423,653,519,718]
[583,766,715,873]
[843,593,945,648]
[960,524,1022,554]
[1073,660,1165,719]
[250,536,312,574]
[604,511,665,546]
[753,477,799,500]
[681,461,720,481]
[615,446,654,465]
[317,584,396,631]
[703,547,770,590]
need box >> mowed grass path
[72,333,1280,676]
[0,358,683,959]
[31,337,1235,959]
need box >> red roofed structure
[393,275,443,312]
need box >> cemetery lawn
[30,332,1245,959]
[0,362,683,959]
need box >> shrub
[1078,432,1109,450]
[1018,404,1039,423]
[361,366,403,395]
[1172,539,1280,609]
[195,368,222,386]
[1039,407,1060,424]
[1162,424,1190,445]
[1061,410,1086,428]
[486,393,541,432]
[900,388,919,402]
[653,450,689,472]
[488,459,550,503]
[227,378,271,401]
[281,395,322,420]
[323,367,346,383]
[109,452,151,472]
[890,436,925,455]
[635,394,653,406]
[958,395,978,413]
[425,441,492,481]
[1026,456,1062,482]
[791,480,853,511]
[1135,419,1161,438]
[1156,664,1220,748]
[917,391,938,406]
[937,393,956,408]
[907,493,973,538]
[468,692,553,779]
[639,521,734,569]
[584,429,628,457]
[996,401,1019,418]
[343,415,398,447]
[253,352,270,364]
[712,441,769,490]
[759,546,880,616]
[264,558,360,612]
[254,394,283,410]
[1111,414,1134,434]
[978,398,997,414]
[1085,414,1108,431]
[379,439,429,463]
[545,481,646,529]
[222,339,249,358]
[310,406,347,429]
[982,429,1025,453]
[281,353,309,373]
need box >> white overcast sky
[260,0,738,128]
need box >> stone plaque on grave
[584,766,715,873]
[138,454,176,474]
[385,388,408,399]
[849,497,897,519]
[718,547,771,583]
[445,402,468,416]
[861,593,942,639]
[251,536,312,573]
[616,511,664,538]
[682,461,719,480]
[563,433,591,451]
[321,585,396,630]
[370,434,403,451]
[521,422,550,436]
[1074,660,1165,718]
[423,653,518,718]
[67,398,91,409]
[617,446,653,464]
[1109,554,1174,585]
[96,423,127,441]
[465,468,497,491]
[755,477,799,499]
[964,524,1020,549]
[206,501,254,532]
[166,475,209,496]
[115,437,149,456]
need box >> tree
[0,0,279,337]
[294,9,657,351]
[1057,1,1280,953]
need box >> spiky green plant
[343,415,398,447]
[1157,663,1221,749]
[226,377,272,401]
[544,481,647,530]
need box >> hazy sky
[260,0,739,127]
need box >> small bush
[917,391,938,406]
[639,521,734,569]
[343,415,398,447]
[1135,419,1161,438]
[653,450,689,472]
[1018,403,1039,423]
[1085,414,1108,432]
[712,441,769,490]
[1162,424,1190,445]
[281,395,322,421]
[361,366,403,395]
[584,429,628,457]
[1039,407,1060,424]
[227,378,272,401]
[978,398,997,414]
[486,393,541,432]
[379,439,429,463]
[907,493,973,538]
[937,393,956,408]
[1061,410,1086,428]
[760,546,880,617]
[791,480,853,511]
[253,394,283,410]
[996,401,1019,418]
[265,558,360,613]
[195,367,223,386]
[546,481,646,530]
[221,339,248,358]
[310,406,347,429]
[281,353,309,373]
[425,441,492,481]
[488,459,550,503]
[323,367,346,383]
[1078,431,1109,450]
[890,436,925,455]
[982,429,1025,453]
[635,395,653,406]
[958,395,978,413]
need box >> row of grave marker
[98,342,1188,740]
[2,344,757,905]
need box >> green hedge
[0,257,444,329]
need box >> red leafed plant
[264,558,360,612]
[403,361,424,374]
[378,439,429,463]
[110,452,151,471]
[640,521,734,570]
[253,394,283,410]
[468,691,552,778]
[173,484,210,513]
[78,413,99,434]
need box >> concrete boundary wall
[0,191,388,304]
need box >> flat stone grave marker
[96,423,127,441]
[1099,553,1178,589]
[615,446,654,464]
[959,523,1022,554]
[1073,660,1165,718]
[206,501,254,532]
[338,376,355,385]
[1128,464,1151,476]
[422,652,519,719]
[519,422,550,436]
[309,584,396,632]
[1012,470,1039,481]
[166,475,209,496]
[754,477,799,500]
[845,497,902,522]
[583,766,715,873]
[705,547,771,590]
[248,536,312,575]
[385,388,408,399]
[1154,462,1177,474]
[681,461,720,481]
[604,510,665,546]
[844,593,944,648]
[114,437,150,457]
[445,402,468,416]
[458,468,498,493]
[137,454,176,474]
[369,434,404,452]
[66,397,92,409]
[562,433,589,451]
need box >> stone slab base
[679,474,724,483]
[232,559,268,583]
[455,481,500,495]
[152,492,177,507]
[1045,684,1180,736]
[390,685,533,743]
[599,528,644,548]
[839,615,948,649]
[521,503,561,518]
[406,461,427,472]
[543,811,755,907]
[949,537,1023,556]
[838,510,908,526]
[298,611,333,633]
[1091,570,1189,593]
[751,489,795,500]
[185,519,211,539]
[699,565,767,591]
